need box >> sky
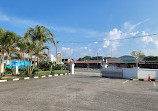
[0,0,158,59]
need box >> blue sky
[0,0,158,59]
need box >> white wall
[122,68,158,79]
[137,69,158,79]
[123,68,137,79]
[50,55,56,62]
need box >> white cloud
[103,39,110,48]
[0,12,107,38]
[61,47,73,55]
[94,41,98,44]
[0,13,9,21]
[105,28,122,51]
[79,47,88,49]
[129,31,139,36]
[123,19,149,32]
[142,31,158,48]
[0,12,39,27]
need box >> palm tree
[16,38,28,67]
[0,28,6,75]
[24,25,56,45]
[23,25,56,75]
[0,28,19,76]
[3,31,20,70]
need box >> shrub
[19,68,26,72]
[32,68,42,74]
[5,67,12,74]
[52,64,64,70]
[33,71,50,76]
[39,61,54,70]
[52,70,69,74]
[16,73,28,77]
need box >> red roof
[75,60,102,64]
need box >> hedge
[52,70,69,74]
[33,71,51,76]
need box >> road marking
[122,80,129,84]
[0,80,7,82]
[54,74,58,76]
[24,77,30,80]
[13,78,20,81]
[34,76,38,79]
[48,75,52,77]
[42,76,46,78]
[153,82,156,86]
[97,79,105,82]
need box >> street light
[136,57,139,68]
[56,41,59,63]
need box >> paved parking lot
[0,70,158,111]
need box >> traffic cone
[148,75,151,81]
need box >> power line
[58,33,158,44]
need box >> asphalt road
[0,70,158,111]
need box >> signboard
[57,53,62,64]
[108,58,137,63]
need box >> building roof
[75,60,102,64]
[119,55,135,58]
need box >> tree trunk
[23,53,26,67]
[0,50,5,78]
[37,57,39,68]
[4,55,9,70]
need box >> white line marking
[48,75,52,77]
[13,78,20,81]
[24,77,30,80]
[60,74,63,76]
[42,76,46,78]
[0,80,7,82]
[153,82,156,86]
[122,80,129,84]
[34,76,38,79]
[54,74,58,76]
[97,79,105,82]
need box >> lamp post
[136,57,139,68]
[56,41,59,63]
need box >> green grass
[52,70,69,74]
[32,71,51,77]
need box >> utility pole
[56,41,59,63]
[97,52,98,66]
[111,46,112,57]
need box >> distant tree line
[77,51,158,62]
[143,56,158,61]
[77,56,113,61]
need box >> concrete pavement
[0,70,158,111]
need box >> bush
[5,67,14,74]
[19,68,26,72]
[32,68,42,74]
[16,73,28,77]
[52,64,64,70]
[33,71,50,76]
[5,67,12,74]
[52,70,69,74]
[39,61,54,70]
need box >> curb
[24,77,30,80]
[130,78,157,81]
[13,78,20,81]
[41,76,46,78]
[0,80,7,82]
[0,72,72,83]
